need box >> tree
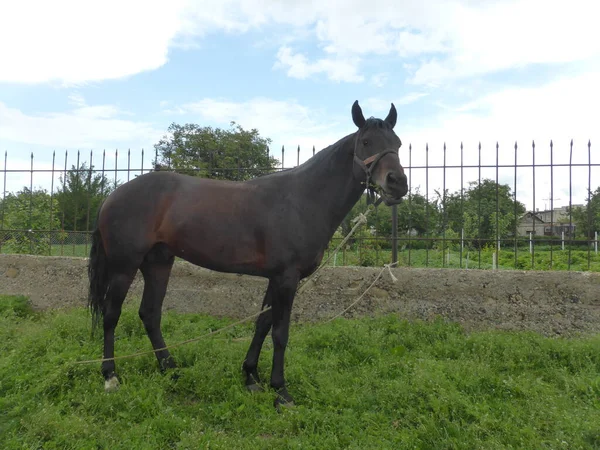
[153,122,279,181]
[571,186,600,238]
[340,189,441,238]
[443,179,525,247]
[0,187,61,254]
[55,162,115,232]
[396,188,441,237]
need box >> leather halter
[353,148,399,206]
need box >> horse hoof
[274,388,295,411]
[274,397,295,412]
[104,375,120,393]
[246,383,264,393]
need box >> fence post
[391,204,398,264]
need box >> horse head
[351,100,408,205]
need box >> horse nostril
[386,172,399,184]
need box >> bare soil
[1,254,599,337]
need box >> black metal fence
[1,140,599,271]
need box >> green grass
[324,246,600,271]
[2,240,600,272]
[1,295,599,449]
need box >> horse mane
[248,132,356,182]
[363,117,392,130]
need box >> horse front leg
[269,270,300,409]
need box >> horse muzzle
[381,171,408,205]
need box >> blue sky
[1,0,599,209]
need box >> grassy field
[323,246,600,271]
[1,295,599,449]
[2,242,600,272]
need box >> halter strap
[353,148,398,206]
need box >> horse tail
[88,207,109,335]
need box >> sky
[1,0,599,211]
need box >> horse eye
[363,139,369,146]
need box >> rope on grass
[73,306,273,365]
[325,262,398,323]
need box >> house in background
[516,205,582,237]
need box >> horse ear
[384,103,397,128]
[352,100,366,128]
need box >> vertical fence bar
[29,152,33,254]
[568,139,573,270]
[61,151,68,256]
[141,148,145,175]
[460,142,464,268]
[85,150,93,255]
[513,142,518,269]
[281,145,285,171]
[477,142,481,268]
[313,145,315,157]
[49,151,56,256]
[392,204,398,264]
[587,140,592,270]
[73,151,81,256]
[101,150,106,199]
[550,140,554,269]
[114,149,118,194]
[441,143,446,267]
[297,145,300,167]
[495,142,499,259]
[0,151,6,253]
[127,149,131,182]
[424,143,429,266]
[531,141,536,269]
[408,143,412,267]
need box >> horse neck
[294,133,365,228]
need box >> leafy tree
[443,179,525,247]
[153,122,279,181]
[55,162,115,232]
[0,187,61,254]
[571,186,600,238]
[396,188,442,237]
[338,189,441,249]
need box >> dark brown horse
[88,100,408,407]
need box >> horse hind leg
[102,268,137,392]
[242,280,275,391]
[138,244,176,373]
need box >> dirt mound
[1,254,599,337]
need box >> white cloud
[274,47,364,83]
[0,1,187,84]
[2,1,598,85]
[370,73,389,88]
[0,98,160,150]
[363,92,429,113]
